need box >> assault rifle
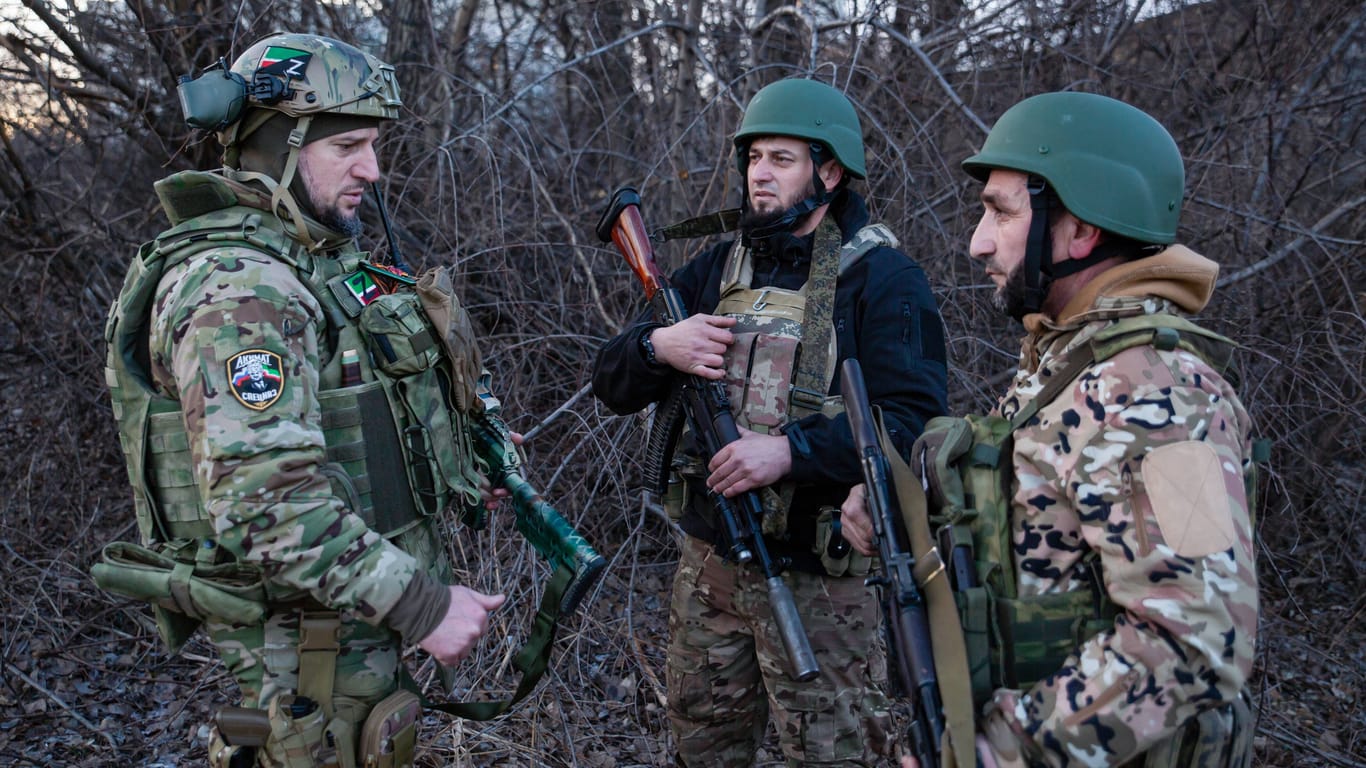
[839,357,943,766]
[595,186,819,682]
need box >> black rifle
[596,186,819,682]
[839,357,943,766]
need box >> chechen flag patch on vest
[257,47,312,80]
[227,349,285,410]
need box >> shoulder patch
[226,349,286,410]
[1142,440,1237,558]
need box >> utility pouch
[209,723,260,768]
[814,506,871,578]
[359,689,420,768]
[416,267,482,414]
[359,294,441,378]
[662,471,686,522]
[264,695,332,768]
[91,541,267,653]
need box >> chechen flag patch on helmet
[258,47,312,80]
[227,349,286,410]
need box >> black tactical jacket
[593,190,948,572]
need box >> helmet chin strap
[1018,177,1145,319]
[1018,176,1054,318]
[271,115,319,248]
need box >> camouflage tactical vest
[97,172,484,649]
[915,313,1262,766]
[694,221,895,533]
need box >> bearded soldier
[96,33,506,766]
[593,78,949,766]
[844,92,1259,768]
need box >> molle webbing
[137,378,424,541]
[316,382,419,535]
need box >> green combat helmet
[961,92,1185,318]
[732,78,866,240]
[175,33,402,243]
[734,78,867,180]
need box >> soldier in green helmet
[593,78,949,766]
[859,92,1259,768]
[96,33,509,766]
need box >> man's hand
[707,426,791,497]
[838,483,878,557]
[650,314,736,380]
[418,586,507,666]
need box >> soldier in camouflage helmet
[593,78,949,766]
[853,92,1259,768]
[98,33,506,766]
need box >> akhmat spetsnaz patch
[227,349,285,410]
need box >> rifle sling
[656,208,742,242]
[790,218,841,419]
[877,411,976,768]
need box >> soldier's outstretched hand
[419,586,507,666]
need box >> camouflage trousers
[204,609,400,767]
[667,535,893,767]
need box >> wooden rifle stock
[596,186,819,682]
[840,357,944,767]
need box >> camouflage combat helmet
[733,78,867,180]
[217,33,402,148]
[962,91,1184,244]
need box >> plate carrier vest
[100,172,485,650]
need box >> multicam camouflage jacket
[980,246,1259,767]
[101,170,480,642]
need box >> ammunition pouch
[914,413,1115,706]
[359,689,421,768]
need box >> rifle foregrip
[767,576,820,682]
